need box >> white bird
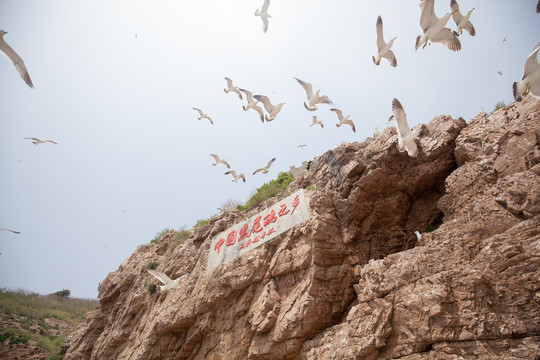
[374,127,380,138]
[147,269,185,292]
[331,109,355,133]
[239,89,265,123]
[253,157,276,175]
[0,30,33,88]
[294,77,333,111]
[225,170,246,183]
[0,228,21,234]
[253,95,285,122]
[372,16,397,67]
[450,0,475,37]
[210,154,231,169]
[415,0,461,52]
[513,42,540,102]
[310,116,324,128]
[298,144,307,148]
[254,0,272,33]
[224,77,242,100]
[192,107,213,125]
[388,98,422,158]
[415,231,422,241]
[24,137,58,145]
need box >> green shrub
[306,161,313,171]
[151,228,173,243]
[424,223,437,233]
[147,261,159,270]
[147,283,157,295]
[193,218,212,233]
[490,101,506,114]
[240,172,294,210]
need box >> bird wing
[265,157,276,169]
[225,170,237,178]
[462,21,475,36]
[342,119,356,132]
[45,140,58,144]
[239,88,254,102]
[429,28,461,51]
[392,98,412,138]
[206,116,214,125]
[450,0,463,25]
[0,228,21,234]
[225,77,234,89]
[523,42,540,80]
[261,17,269,33]
[419,0,437,33]
[232,88,243,100]
[330,108,344,121]
[261,0,270,13]
[383,50,397,67]
[24,137,39,141]
[294,77,313,99]
[252,104,265,123]
[253,168,263,175]
[210,154,221,162]
[375,16,386,51]
[537,0,540,13]
[239,174,246,182]
[317,95,332,105]
[0,37,34,88]
[253,95,273,113]
[148,269,172,285]
[192,107,203,116]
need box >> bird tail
[513,82,522,102]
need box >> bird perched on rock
[210,154,231,169]
[0,228,21,234]
[372,16,397,67]
[0,30,33,88]
[24,137,58,145]
[225,170,246,183]
[294,77,333,111]
[147,269,185,292]
[253,157,276,175]
[310,116,324,128]
[415,0,461,51]
[331,109,355,132]
[513,42,540,102]
[239,89,265,123]
[450,0,475,36]
[255,0,272,33]
[253,95,285,122]
[388,98,422,157]
[192,108,213,125]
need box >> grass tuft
[239,172,294,210]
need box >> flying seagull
[224,77,242,100]
[310,116,324,128]
[294,77,333,111]
[415,0,461,52]
[450,0,475,37]
[0,228,21,234]
[388,98,422,157]
[239,89,265,123]
[537,0,540,13]
[0,30,34,88]
[298,144,307,148]
[331,109,356,133]
[513,41,540,102]
[147,269,185,292]
[255,0,272,33]
[253,157,276,175]
[497,71,503,76]
[225,170,246,183]
[253,95,285,122]
[24,137,58,145]
[372,16,397,67]
[210,154,231,169]
[192,108,213,125]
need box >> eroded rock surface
[64,97,540,359]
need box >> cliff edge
[64,97,540,359]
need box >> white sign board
[207,189,309,273]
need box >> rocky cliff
[63,97,540,360]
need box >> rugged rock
[64,97,540,359]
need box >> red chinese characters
[238,223,251,241]
[251,215,263,233]
[278,203,290,216]
[291,195,300,215]
[214,237,225,254]
[263,209,277,226]
[225,230,237,246]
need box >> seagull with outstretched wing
[0,30,33,88]
[415,0,461,51]
[210,154,231,169]
[294,77,333,111]
[388,98,423,157]
[255,0,272,33]
[331,109,356,133]
[253,157,276,175]
[147,269,185,292]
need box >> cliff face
[64,97,540,360]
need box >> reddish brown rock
[63,97,540,359]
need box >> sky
[0,0,539,299]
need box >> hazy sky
[1,0,538,299]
